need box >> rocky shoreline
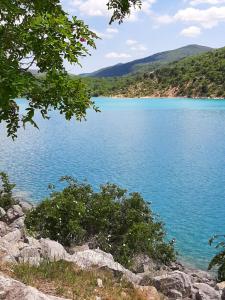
[0,198,224,300]
[100,95,225,100]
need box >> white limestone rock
[215,281,225,291]
[194,283,221,300]
[0,221,10,237]
[0,207,6,219]
[221,288,225,300]
[97,278,103,288]
[1,228,22,244]
[67,249,142,284]
[9,216,25,230]
[18,200,33,213]
[0,274,69,300]
[6,205,24,222]
[19,246,41,265]
[40,238,68,261]
[152,271,193,298]
[135,285,161,300]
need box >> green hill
[85,46,225,99]
[116,47,225,98]
[82,44,212,78]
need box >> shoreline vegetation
[0,173,224,299]
[5,180,216,273]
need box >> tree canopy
[0,0,142,138]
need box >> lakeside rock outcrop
[0,199,224,300]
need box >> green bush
[25,177,176,267]
[0,172,16,210]
[208,235,225,282]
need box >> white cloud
[106,28,118,34]
[70,0,156,21]
[141,0,157,14]
[91,27,118,39]
[70,0,109,16]
[154,4,225,30]
[126,39,147,52]
[92,30,112,39]
[131,45,148,51]
[174,6,225,28]
[105,52,132,59]
[190,0,225,5]
[180,25,202,37]
[126,39,138,45]
[155,14,174,24]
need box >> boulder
[40,238,68,261]
[19,246,41,265]
[136,286,161,300]
[167,288,183,299]
[70,243,89,254]
[26,236,42,249]
[68,249,142,284]
[0,240,21,260]
[0,221,10,237]
[6,205,24,223]
[187,269,215,286]
[194,283,221,300]
[0,229,25,260]
[18,200,33,213]
[0,207,6,219]
[68,249,113,269]
[215,281,225,291]
[0,274,69,300]
[0,245,17,264]
[152,271,193,298]
[10,216,25,230]
[222,288,225,300]
[169,261,185,272]
[1,229,22,244]
[131,254,162,274]
[139,274,154,286]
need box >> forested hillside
[85,47,225,98]
[82,44,212,78]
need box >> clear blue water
[0,97,225,269]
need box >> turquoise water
[0,97,225,269]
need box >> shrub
[208,235,225,282]
[25,177,176,267]
[0,172,16,210]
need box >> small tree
[0,172,16,210]
[208,235,225,282]
[25,177,176,267]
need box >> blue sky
[61,0,225,74]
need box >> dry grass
[5,260,147,300]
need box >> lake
[0,97,225,269]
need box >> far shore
[95,95,225,100]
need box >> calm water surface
[0,97,225,269]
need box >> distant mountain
[82,45,213,78]
[101,46,225,98]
